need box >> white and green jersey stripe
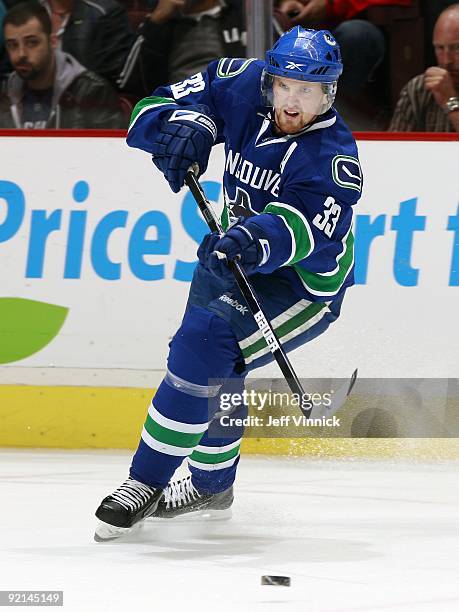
[293,226,354,297]
[128,96,177,132]
[264,202,315,265]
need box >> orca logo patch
[332,155,362,192]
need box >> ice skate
[150,475,233,520]
[94,477,163,541]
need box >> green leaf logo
[0,298,69,364]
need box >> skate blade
[151,507,232,522]
[94,520,133,542]
[193,507,232,521]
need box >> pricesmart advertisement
[0,137,458,379]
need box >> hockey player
[95,26,362,541]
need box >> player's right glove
[151,105,217,193]
[198,217,272,280]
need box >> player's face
[433,12,459,88]
[272,76,324,134]
[4,18,54,82]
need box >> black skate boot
[150,475,233,520]
[94,477,163,541]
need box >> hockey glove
[198,218,271,280]
[151,105,217,193]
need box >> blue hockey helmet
[262,27,343,116]
[265,26,343,82]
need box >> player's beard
[274,108,316,135]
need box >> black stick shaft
[185,171,310,413]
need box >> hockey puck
[261,575,291,586]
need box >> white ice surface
[0,450,458,612]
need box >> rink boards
[0,131,458,455]
[1,379,458,457]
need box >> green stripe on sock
[189,445,240,464]
[242,302,326,359]
[144,414,203,448]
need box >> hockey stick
[185,170,309,406]
[185,170,361,420]
[309,368,358,419]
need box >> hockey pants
[130,265,344,494]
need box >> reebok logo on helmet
[285,62,305,70]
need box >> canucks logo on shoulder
[332,156,363,193]
[216,58,256,79]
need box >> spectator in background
[421,0,458,67]
[0,1,126,128]
[0,0,6,76]
[275,0,412,23]
[274,0,388,126]
[37,0,134,89]
[0,1,5,43]
[390,4,459,132]
[120,0,246,94]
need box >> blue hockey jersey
[127,58,362,302]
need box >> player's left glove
[151,105,217,193]
[198,218,272,280]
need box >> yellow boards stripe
[0,385,458,458]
